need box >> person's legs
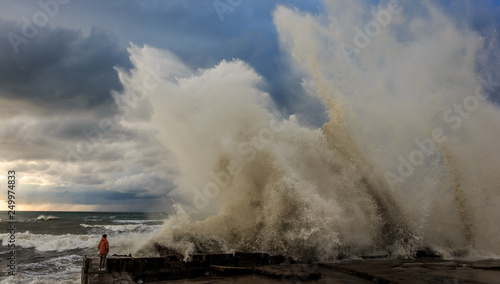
[99,254,105,270]
[102,254,106,270]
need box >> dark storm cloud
[0,19,131,111]
[62,0,326,123]
[0,0,326,123]
[0,112,111,161]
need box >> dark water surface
[0,211,166,283]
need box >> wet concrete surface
[150,266,372,284]
[83,254,500,283]
[320,258,500,284]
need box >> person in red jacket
[97,234,109,271]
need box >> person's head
[102,234,107,239]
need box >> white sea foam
[79,223,161,233]
[79,223,95,228]
[0,275,79,284]
[35,215,60,221]
[0,232,99,252]
[0,227,161,255]
[0,255,81,284]
[111,219,164,224]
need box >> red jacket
[98,237,109,255]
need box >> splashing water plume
[115,0,500,261]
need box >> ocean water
[0,211,166,284]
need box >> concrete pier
[82,253,500,283]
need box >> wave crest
[36,215,60,221]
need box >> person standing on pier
[97,234,109,271]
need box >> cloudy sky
[0,0,499,212]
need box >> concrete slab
[320,258,500,284]
[110,271,135,284]
[88,272,114,284]
[209,265,254,275]
[145,266,374,284]
[254,264,321,280]
[82,254,500,284]
[85,256,134,284]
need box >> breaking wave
[36,215,60,221]
[0,231,157,254]
[115,0,500,261]
[0,232,98,252]
[79,223,161,233]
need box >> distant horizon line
[0,210,169,213]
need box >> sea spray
[115,1,500,261]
